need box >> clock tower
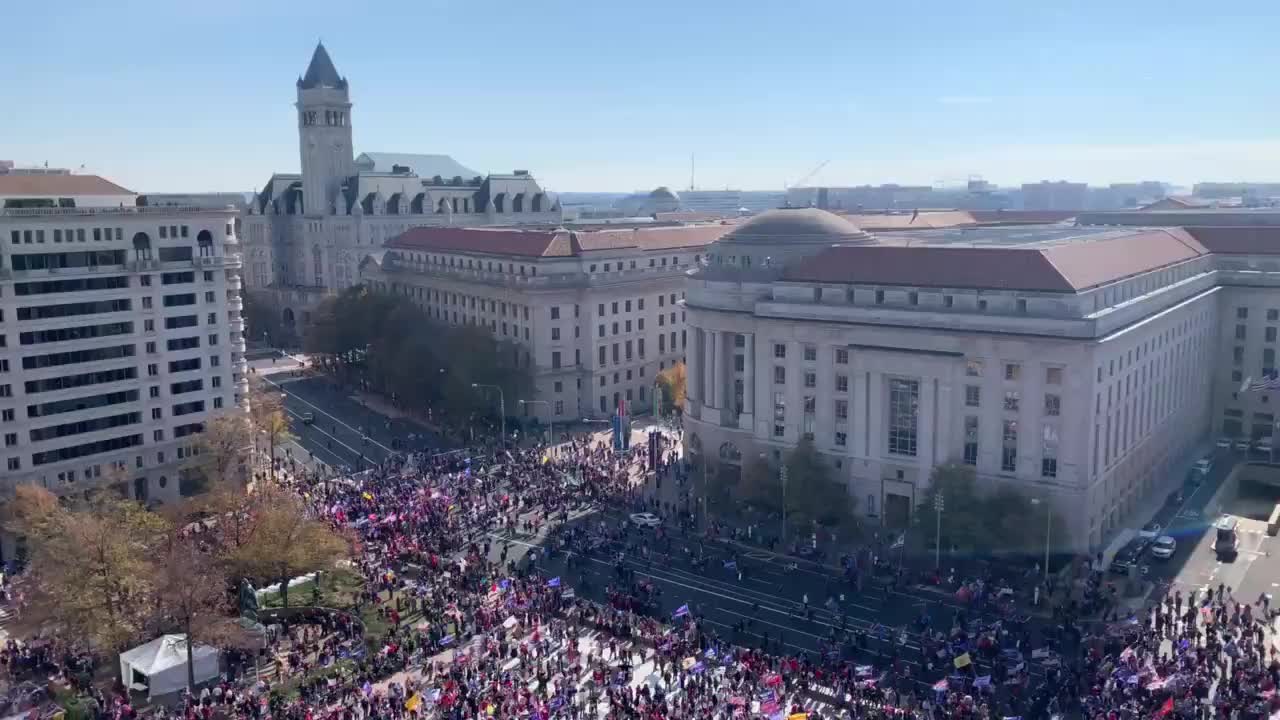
[296,42,354,216]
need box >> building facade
[0,173,248,542]
[682,208,1280,553]
[360,223,730,421]
[241,44,562,336]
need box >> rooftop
[298,42,347,91]
[384,223,731,259]
[0,173,134,198]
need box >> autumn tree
[15,490,169,650]
[656,363,687,415]
[1,485,60,539]
[226,488,348,608]
[247,377,291,485]
[188,412,253,493]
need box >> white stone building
[683,208,1280,552]
[360,223,730,421]
[0,172,248,558]
[242,43,562,335]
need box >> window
[550,306,560,320]
[551,351,561,369]
[965,385,981,407]
[598,324,605,338]
[1234,346,1245,365]
[1003,390,1020,412]
[1041,425,1059,478]
[835,374,848,393]
[598,346,606,366]
[3,433,15,447]
[874,290,884,304]
[803,372,816,388]
[774,366,786,384]
[1233,370,1244,383]
[835,348,849,365]
[1004,363,1020,381]
[1044,393,1061,417]
[774,343,786,359]
[611,302,618,314]
[1269,309,1279,322]
[835,431,847,447]
[803,345,817,362]
[887,379,919,457]
[966,359,983,377]
[908,291,918,306]
[735,355,745,372]
[1268,327,1277,343]
[1238,307,1249,319]
[963,416,979,465]
[1045,367,1063,385]
[1236,324,1247,341]
[1001,419,1018,472]
[551,327,560,341]
[835,399,848,420]
[1016,299,1028,313]
[6,458,17,471]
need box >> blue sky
[4,0,1280,193]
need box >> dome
[649,186,680,201]
[720,207,871,245]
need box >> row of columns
[692,328,756,419]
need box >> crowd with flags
[126,424,1280,720]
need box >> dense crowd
[3,423,1278,720]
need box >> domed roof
[721,207,872,245]
[649,186,680,201]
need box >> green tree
[227,488,349,608]
[738,456,779,512]
[784,437,854,529]
[915,464,987,553]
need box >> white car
[1138,522,1162,540]
[1235,439,1252,452]
[629,512,662,529]
[1150,536,1177,559]
[1216,437,1233,449]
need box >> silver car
[1151,536,1177,559]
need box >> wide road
[250,357,443,474]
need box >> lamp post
[471,383,506,448]
[780,463,790,547]
[1031,497,1051,583]
[518,399,553,445]
[933,492,944,569]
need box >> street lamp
[518,399,553,444]
[780,463,790,547]
[1030,497,1051,583]
[471,383,506,448]
[933,492,944,569]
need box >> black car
[1109,540,1150,575]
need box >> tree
[1,484,60,539]
[151,536,257,690]
[189,413,253,491]
[738,456,779,512]
[15,491,170,650]
[247,377,291,485]
[226,489,349,608]
[784,437,854,529]
[915,464,987,554]
[656,363,687,415]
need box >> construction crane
[787,160,830,189]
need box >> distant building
[241,43,562,338]
[1020,181,1088,211]
[360,222,730,420]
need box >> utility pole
[472,383,506,448]
[780,463,790,547]
[934,493,944,569]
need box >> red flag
[1155,697,1173,719]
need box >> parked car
[1214,516,1240,559]
[302,412,315,425]
[1193,457,1213,478]
[1138,522,1162,540]
[1216,437,1234,449]
[1235,439,1252,452]
[1110,540,1150,575]
[629,512,662,528]
[1150,536,1177,559]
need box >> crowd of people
[3,418,1279,720]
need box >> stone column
[704,330,717,409]
[744,334,755,415]
[689,328,703,405]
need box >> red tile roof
[783,228,1207,293]
[573,225,731,252]
[0,174,134,197]
[385,227,572,257]
[1186,226,1280,255]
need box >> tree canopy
[784,437,854,529]
[303,286,533,425]
[914,463,1066,558]
[656,363,687,416]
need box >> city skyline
[5,0,1280,193]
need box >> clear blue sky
[5,0,1280,193]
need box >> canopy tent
[119,634,219,699]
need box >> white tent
[119,634,219,699]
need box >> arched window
[131,232,152,261]
[196,229,214,257]
[493,193,507,213]
[513,193,525,212]
[532,193,545,212]
[437,198,449,214]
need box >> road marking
[283,406,369,461]
[262,377,396,455]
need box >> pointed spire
[298,42,347,90]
